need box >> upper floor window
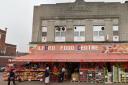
[93,25,105,41]
[55,26,66,42]
[74,26,85,42]
[113,19,119,25]
[41,26,47,42]
[113,26,119,41]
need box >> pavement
[0,72,128,85]
[0,81,124,85]
[1,80,128,85]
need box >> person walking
[8,69,16,85]
[52,65,59,82]
[61,67,65,82]
[44,67,50,85]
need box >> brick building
[0,28,16,66]
[0,28,16,56]
[0,29,6,55]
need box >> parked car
[0,67,5,72]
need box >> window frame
[41,26,47,42]
[55,26,66,42]
[93,25,105,41]
[74,25,85,42]
[112,25,119,41]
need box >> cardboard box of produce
[71,73,79,81]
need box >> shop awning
[13,52,128,62]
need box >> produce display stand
[79,63,105,83]
[95,69,105,83]
[87,70,95,83]
[120,68,128,83]
[16,69,45,81]
[51,72,59,82]
[3,63,46,81]
[3,62,68,82]
[3,69,45,81]
[113,64,128,83]
[71,72,79,82]
[79,69,88,82]
[79,68,96,83]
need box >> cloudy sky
[0,0,125,52]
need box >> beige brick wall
[32,1,128,42]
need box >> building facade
[0,28,16,56]
[0,29,6,55]
[32,0,128,43]
[0,28,16,67]
[28,0,128,83]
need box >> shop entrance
[66,62,80,80]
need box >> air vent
[101,27,104,30]
[62,27,65,31]
[42,37,47,42]
[55,26,60,31]
[113,36,119,41]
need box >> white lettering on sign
[37,46,44,50]
[60,46,75,50]
[81,46,88,50]
[91,46,98,50]
[37,46,55,51]
[80,45,98,51]
[36,45,98,51]
[48,46,55,50]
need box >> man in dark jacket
[44,67,50,85]
[8,69,16,85]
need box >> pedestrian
[52,65,59,82]
[8,69,16,85]
[60,67,65,82]
[44,67,50,85]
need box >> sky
[0,0,126,53]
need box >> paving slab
[0,81,128,85]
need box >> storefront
[3,43,128,83]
